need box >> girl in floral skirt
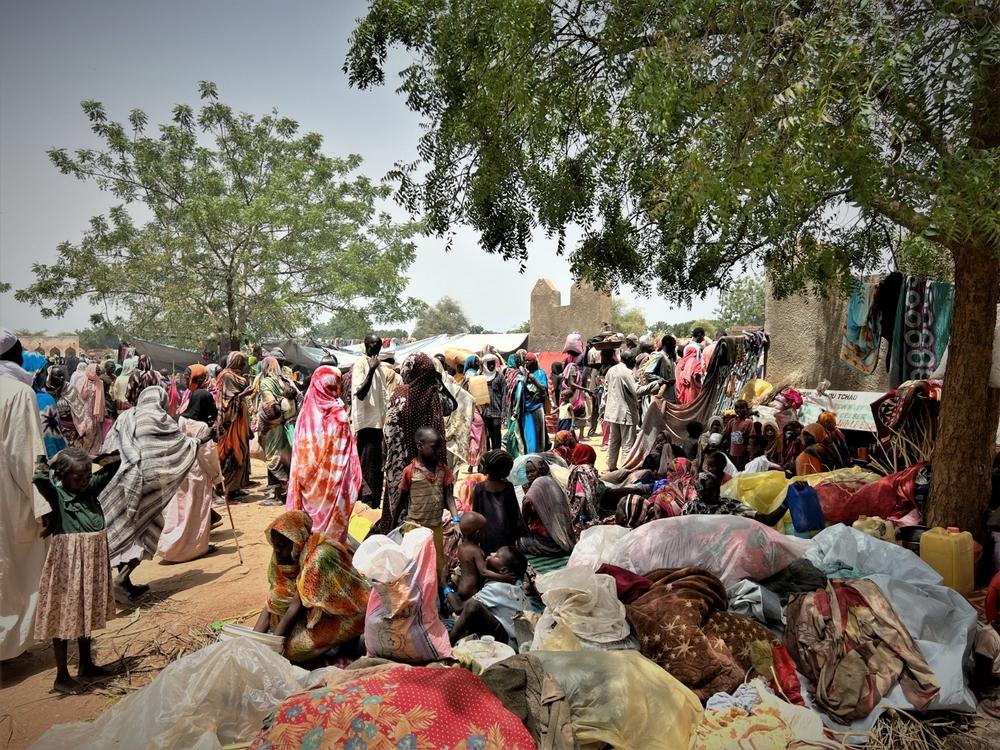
[33,447,120,694]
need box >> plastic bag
[721,470,792,532]
[534,568,630,644]
[534,650,702,750]
[354,528,452,662]
[785,482,824,532]
[567,525,629,571]
[609,515,813,584]
[805,524,941,584]
[30,639,309,750]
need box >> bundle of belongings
[30,515,994,750]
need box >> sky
[0,0,718,336]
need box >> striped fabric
[99,386,199,561]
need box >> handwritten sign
[798,390,884,433]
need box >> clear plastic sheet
[30,639,310,750]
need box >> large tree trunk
[927,242,999,538]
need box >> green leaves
[345,0,1000,300]
[18,83,420,349]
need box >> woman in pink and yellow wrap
[285,366,362,543]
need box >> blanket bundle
[624,566,777,700]
[784,579,939,723]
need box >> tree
[411,296,471,338]
[76,314,121,350]
[611,298,647,337]
[17,82,421,351]
[346,1,1000,535]
[508,320,531,334]
[715,276,765,329]
[309,309,373,341]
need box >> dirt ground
[0,460,281,750]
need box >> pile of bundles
[33,515,993,750]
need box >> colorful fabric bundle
[785,579,939,723]
[249,664,535,749]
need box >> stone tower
[529,279,613,352]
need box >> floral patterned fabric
[249,664,535,750]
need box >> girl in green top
[33,447,121,694]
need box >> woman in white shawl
[68,361,87,390]
[100,386,199,601]
[433,356,476,471]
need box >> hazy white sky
[0,0,718,335]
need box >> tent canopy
[130,338,202,372]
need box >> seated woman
[254,510,370,663]
[818,410,850,468]
[684,453,788,527]
[518,456,576,557]
[794,423,839,477]
[551,430,578,464]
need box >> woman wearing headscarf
[67,363,108,458]
[252,510,369,663]
[818,410,850,468]
[674,342,705,405]
[157,381,224,563]
[36,366,69,459]
[111,356,137,410]
[552,430,578,464]
[100,386,199,600]
[178,364,216,422]
[781,420,804,474]
[125,354,160,407]
[760,416,782,463]
[519,456,576,557]
[255,356,300,505]
[378,353,456,533]
[566,443,601,533]
[216,352,252,502]
[508,352,549,457]
[68,361,88,390]
[285,366,361,542]
[794,422,838,476]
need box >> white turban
[0,328,17,356]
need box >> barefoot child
[399,426,458,586]
[32,447,120,694]
[447,512,516,613]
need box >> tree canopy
[346,1,1000,533]
[411,296,472,338]
[16,82,421,350]
[715,276,765,328]
[611,298,648,336]
[346,0,998,300]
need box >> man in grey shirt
[604,349,639,472]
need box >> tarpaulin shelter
[130,338,202,372]
[345,333,529,360]
[262,340,362,372]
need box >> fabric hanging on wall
[888,277,954,387]
[875,272,904,373]
[840,282,881,374]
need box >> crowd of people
[1,323,858,695]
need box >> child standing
[724,399,755,470]
[556,390,575,433]
[32,447,120,694]
[399,426,457,585]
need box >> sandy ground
[0,459,281,750]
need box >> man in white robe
[0,329,51,660]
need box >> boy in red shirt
[400,426,457,585]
